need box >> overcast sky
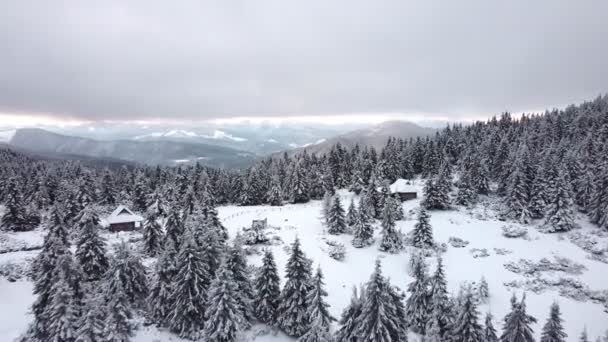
[0,0,607,125]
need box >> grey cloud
[0,0,607,122]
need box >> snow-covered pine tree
[75,210,109,281]
[355,260,400,341]
[105,242,148,307]
[142,211,163,257]
[0,177,33,232]
[452,288,483,342]
[226,238,255,327]
[540,302,567,342]
[254,249,281,324]
[46,254,79,342]
[580,328,590,342]
[427,256,452,341]
[544,169,575,232]
[277,237,313,337]
[268,176,283,206]
[505,153,532,224]
[484,312,499,342]
[499,294,537,342]
[456,169,478,206]
[203,261,245,342]
[387,284,407,342]
[75,296,106,342]
[164,209,184,249]
[358,190,376,220]
[290,159,311,204]
[335,286,363,342]
[528,168,547,219]
[405,254,430,334]
[378,198,403,253]
[575,166,594,213]
[147,239,177,326]
[422,169,451,210]
[352,203,374,248]
[346,198,357,228]
[197,217,225,281]
[306,266,335,329]
[478,276,490,303]
[327,195,347,235]
[389,195,404,221]
[412,207,433,249]
[103,273,134,342]
[167,228,210,340]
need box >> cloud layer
[1,0,607,122]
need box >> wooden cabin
[107,205,143,232]
[390,179,418,202]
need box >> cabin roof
[107,205,144,225]
[390,179,417,194]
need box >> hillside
[8,128,255,168]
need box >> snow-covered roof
[390,179,417,193]
[106,205,143,224]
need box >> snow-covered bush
[501,225,528,238]
[0,259,31,281]
[448,236,469,248]
[325,240,346,261]
[470,248,490,258]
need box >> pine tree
[452,288,483,342]
[103,274,133,342]
[1,177,34,232]
[198,217,225,280]
[352,204,374,248]
[354,260,400,341]
[580,328,590,342]
[544,169,575,232]
[456,170,478,206]
[167,229,210,340]
[142,211,163,256]
[203,262,245,342]
[226,239,255,327]
[306,267,335,329]
[327,195,347,235]
[428,257,452,341]
[268,176,283,206]
[500,294,537,342]
[75,297,106,342]
[75,211,109,281]
[105,242,148,306]
[422,172,451,210]
[148,240,177,326]
[46,255,79,342]
[412,208,433,249]
[335,287,363,342]
[379,199,403,253]
[164,209,184,249]
[299,316,334,342]
[346,198,358,228]
[254,249,281,324]
[478,276,490,303]
[505,156,532,224]
[277,237,312,337]
[405,255,430,334]
[290,159,310,204]
[484,312,499,342]
[540,302,567,342]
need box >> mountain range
[0,120,437,168]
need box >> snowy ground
[1,185,608,341]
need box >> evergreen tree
[103,274,133,342]
[346,198,358,228]
[456,170,478,206]
[540,302,567,342]
[405,255,430,334]
[412,208,433,248]
[254,249,281,324]
[528,169,547,219]
[352,204,374,248]
[277,237,312,337]
[422,171,451,210]
[306,267,335,329]
[500,294,537,342]
[478,276,490,303]
[327,195,347,235]
[203,262,245,342]
[164,209,184,249]
[75,297,106,342]
[452,288,483,342]
[428,257,452,341]
[505,155,532,223]
[379,199,403,253]
[105,242,148,306]
[226,238,255,327]
[335,287,363,342]
[355,260,400,341]
[1,177,34,232]
[290,159,310,204]
[580,328,590,342]
[544,169,575,232]
[148,240,177,326]
[484,312,499,342]
[198,217,225,280]
[142,211,163,257]
[299,316,334,342]
[167,229,210,340]
[75,211,109,281]
[268,176,283,206]
[46,255,79,342]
